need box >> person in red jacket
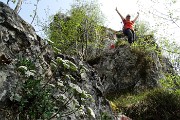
[115,7,139,44]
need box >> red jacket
[123,19,134,30]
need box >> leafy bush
[110,91,150,113]
[123,89,180,120]
[160,73,180,92]
[115,39,129,47]
[100,111,113,120]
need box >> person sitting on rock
[115,7,139,44]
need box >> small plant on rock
[7,57,94,120]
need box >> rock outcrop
[0,2,113,120]
[92,43,165,96]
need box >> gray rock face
[94,45,164,95]
[0,2,113,120]
[0,1,49,101]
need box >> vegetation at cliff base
[110,73,180,120]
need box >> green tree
[48,0,105,60]
[159,40,180,73]
[135,21,155,37]
[137,0,180,72]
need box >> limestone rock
[94,44,164,96]
[0,2,113,120]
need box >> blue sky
[0,0,140,32]
[1,0,180,44]
[1,0,73,36]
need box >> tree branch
[31,0,40,24]
[14,0,23,13]
[7,0,10,5]
[162,47,180,54]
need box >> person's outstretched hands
[137,12,139,15]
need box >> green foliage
[15,79,55,119]
[12,59,55,119]
[8,57,93,119]
[87,107,95,118]
[109,89,180,119]
[56,57,78,72]
[48,0,105,60]
[100,112,112,120]
[108,63,180,119]
[115,39,129,47]
[110,83,180,119]
[159,39,180,73]
[132,35,158,52]
[16,58,35,70]
[123,89,180,120]
[110,91,150,112]
[160,73,180,93]
[135,21,154,36]
[116,21,161,62]
[133,21,159,50]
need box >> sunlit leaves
[56,57,78,71]
[160,73,180,90]
[87,107,95,118]
[159,39,180,73]
[69,82,82,93]
[48,0,105,60]
[18,66,28,73]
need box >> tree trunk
[14,0,23,13]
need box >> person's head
[126,14,131,20]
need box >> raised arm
[132,12,139,22]
[115,7,125,21]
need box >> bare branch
[147,10,180,29]
[7,0,10,5]
[14,0,23,13]
[169,15,180,29]
[31,0,40,24]
[162,48,180,54]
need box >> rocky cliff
[0,1,176,120]
[88,40,174,97]
[0,2,113,120]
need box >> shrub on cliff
[124,89,180,120]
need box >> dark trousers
[123,29,135,44]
